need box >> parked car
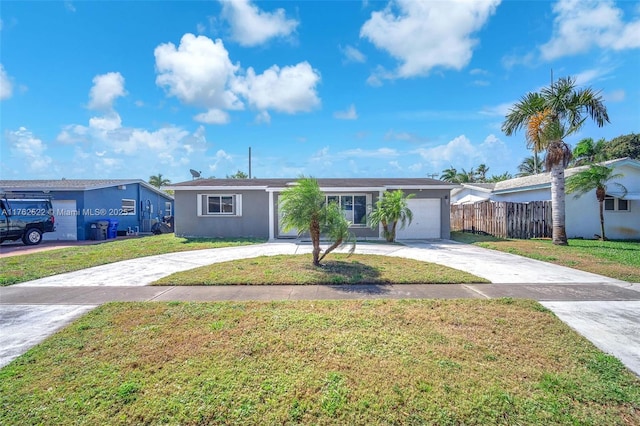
[0,195,56,245]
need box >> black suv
[0,195,56,245]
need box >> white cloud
[89,112,122,131]
[540,0,640,60]
[604,89,625,102]
[88,72,127,110]
[573,67,614,86]
[6,127,53,172]
[384,129,426,143]
[0,64,14,100]
[155,34,243,111]
[155,34,320,120]
[208,149,233,172]
[194,109,230,125]
[413,134,510,172]
[64,1,76,12]
[340,45,366,63]
[219,0,298,47]
[479,101,514,117]
[334,104,358,120]
[469,68,488,76]
[360,0,501,79]
[234,62,321,114]
[255,110,271,124]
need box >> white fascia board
[384,185,460,190]
[167,185,269,191]
[493,183,550,195]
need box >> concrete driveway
[1,240,639,375]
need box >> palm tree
[502,76,609,245]
[440,167,458,182]
[476,164,489,182]
[487,172,513,182]
[149,174,171,188]
[566,164,626,241]
[517,154,544,177]
[279,177,354,266]
[368,190,415,242]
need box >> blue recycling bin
[107,219,119,239]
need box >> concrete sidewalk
[1,240,639,374]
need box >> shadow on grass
[316,260,382,285]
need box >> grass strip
[152,253,489,285]
[1,299,638,425]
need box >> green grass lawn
[2,299,638,425]
[152,253,489,285]
[451,232,640,282]
[0,234,264,286]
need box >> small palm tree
[149,173,171,188]
[566,164,626,241]
[476,164,489,182]
[517,154,544,177]
[368,190,415,242]
[440,167,458,182]
[502,76,609,245]
[279,177,354,266]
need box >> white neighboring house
[450,158,640,240]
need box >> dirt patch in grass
[451,232,640,282]
[152,253,489,285]
[2,300,638,425]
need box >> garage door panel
[396,199,440,239]
[44,200,77,241]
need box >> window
[121,199,136,215]
[326,194,369,226]
[604,195,629,212]
[165,202,172,217]
[197,194,242,216]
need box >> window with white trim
[197,194,242,216]
[165,201,172,217]
[121,199,136,215]
[604,195,629,211]
[326,194,370,226]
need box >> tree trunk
[596,186,606,241]
[550,162,568,245]
[310,218,321,266]
[388,221,397,242]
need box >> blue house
[0,180,174,241]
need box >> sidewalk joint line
[463,284,491,299]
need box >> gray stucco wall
[174,187,452,240]
[174,190,270,239]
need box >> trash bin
[89,223,101,240]
[107,219,119,239]
[96,220,109,240]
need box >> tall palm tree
[149,173,171,188]
[502,76,609,245]
[368,190,415,242]
[279,177,354,266]
[566,164,626,241]
[517,154,544,177]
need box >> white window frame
[165,201,172,217]
[121,199,136,215]
[604,195,630,212]
[197,194,243,217]
[325,193,371,227]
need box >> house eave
[493,183,550,195]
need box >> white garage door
[395,199,441,239]
[44,200,78,241]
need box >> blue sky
[1,0,639,183]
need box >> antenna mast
[248,147,252,179]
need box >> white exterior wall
[565,163,640,240]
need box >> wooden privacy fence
[451,201,552,239]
